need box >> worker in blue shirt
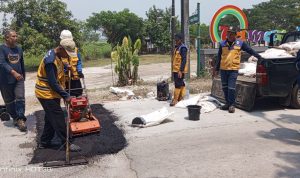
[214,27,262,113]
[0,30,27,132]
[170,34,188,106]
[60,30,84,97]
[35,38,81,151]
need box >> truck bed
[237,75,256,84]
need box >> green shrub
[81,42,112,60]
[24,55,43,72]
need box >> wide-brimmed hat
[60,38,77,57]
[60,30,73,40]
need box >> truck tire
[290,84,300,109]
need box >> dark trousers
[38,98,66,145]
[0,80,25,120]
[65,79,83,97]
[173,72,185,89]
[220,70,238,106]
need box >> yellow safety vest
[62,48,79,80]
[172,44,188,73]
[35,54,66,99]
[220,40,243,70]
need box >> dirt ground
[9,60,212,108]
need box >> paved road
[103,99,300,178]
[0,61,300,177]
[1,98,300,178]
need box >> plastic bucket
[187,105,201,121]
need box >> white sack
[109,87,135,96]
[131,107,174,128]
[175,94,222,113]
[239,62,257,76]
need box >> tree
[189,23,211,48]
[144,6,174,53]
[2,0,81,55]
[18,23,51,56]
[86,9,143,47]
[244,0,300,31]
[218,15,240,29]
[79,21,101,43]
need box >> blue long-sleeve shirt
[215,40,262,71]
[0,44,25,84]
[44,50,69,99]
[179,47,187,72]
[77,52,83,73]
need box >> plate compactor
[43,77,100,168]
[68,76,101,136]
[69,96,100,136]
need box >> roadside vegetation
[0,0,298,78]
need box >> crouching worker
[35,38,81,151]
[170,34,188,106]
[60,30,84,97]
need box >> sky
[61,0,269,24]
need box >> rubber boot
[220,104,230,110]
[178,86,186,101]
[170,88,181,106]
[228,105,235,113]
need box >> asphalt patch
[30,104,127,164]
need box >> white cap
[60,30,73,40]
[60,38,77,57]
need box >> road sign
[189,14,199,24]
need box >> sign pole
[181,0,190,98]
[196,2,202,77]
[171,0,175,81]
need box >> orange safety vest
[35,51,66,99]
[62,48,79,80]
[172,44,188,73]
[220,40,243,70]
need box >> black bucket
[187,105,201,121]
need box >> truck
[211,31,300,111]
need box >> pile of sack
[240,41,300,77]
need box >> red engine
[69,97,88,122]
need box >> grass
[83,52,197,68]
[83,58,112,68]
[24,51,198,71]
[24,55,42,71]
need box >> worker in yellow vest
[214,27,262,113]
[35,38,81,151]
[60,30,83,97]
[170,34,188,106]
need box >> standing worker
[0,30,27,132]
[214,27,262,113]
[170,34,188,106]
[60,30,84,97]
[35,38,81,151]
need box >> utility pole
[171,0,175,81]
[196,2,202,77]
[181,0,190,98]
